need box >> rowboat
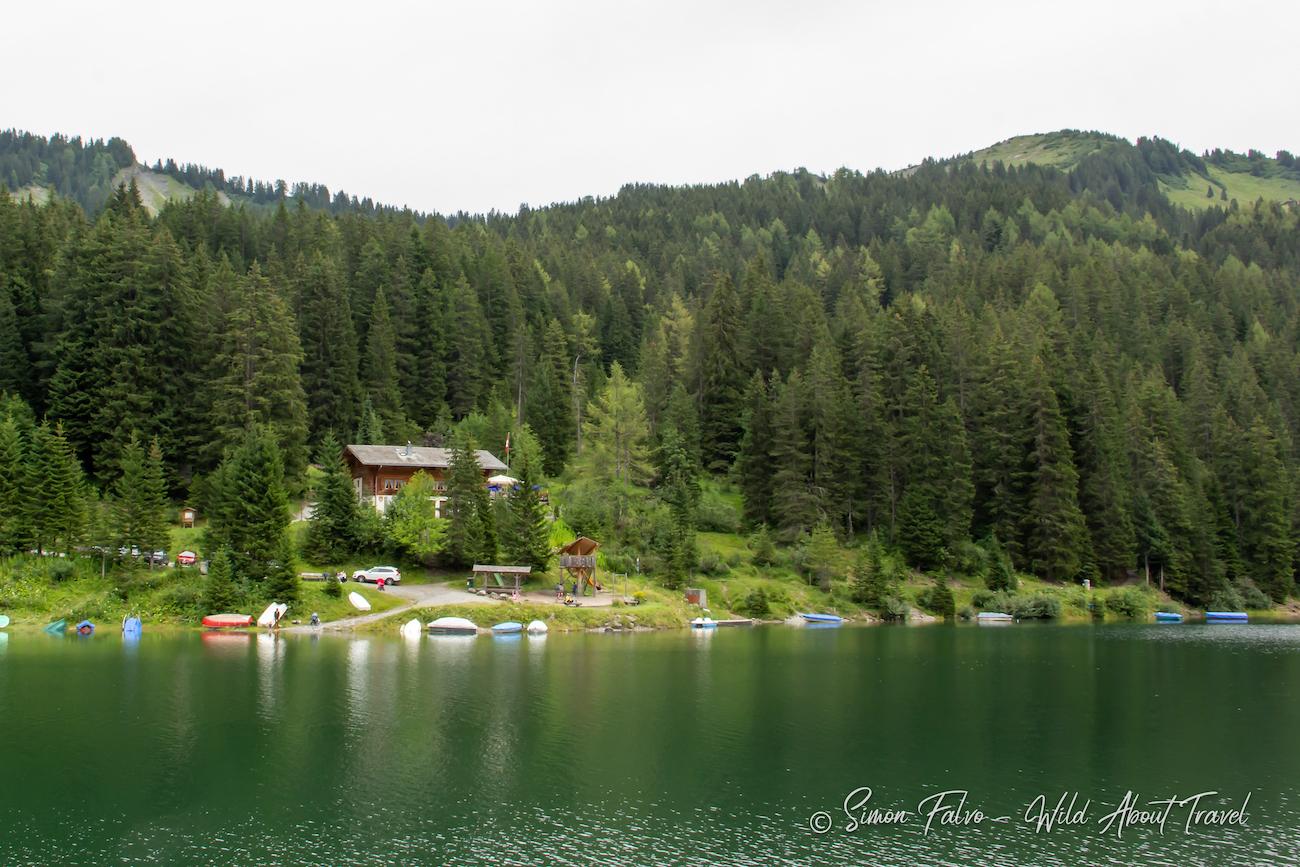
[76,620,95,636]
[1154,611,1183,623]
[399,618,422,638]
[43,619,66,635]
[977,612,1014,623]
[427,616,478,635]
[691,617,717,629]
[257,603,288,628]
[526,620,549,635]
[800,613,843,624]
[122,616,142,636]
[1206,611,1248,622]
[201,613,253,629]
[348,591,371,612]
[492,621,523,634]
[0,614,10,628]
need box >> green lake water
[0,623,1297,865]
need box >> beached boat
[0,614,9,628]
[76,620,95,636]
[1154,611,1183,623]
[800,613,843,624]
[201,613,254,629]
[428,616,478,635]
[43,619,66,635]
[691,617,717,629]
[492,621,523,634]
[526,620,549,635]
[399,618,422,638]
[1206,611,1248,622]
[348,591,371,612]
[257,603,288,628]
[977,612,1014,623]
[122,616,142,636]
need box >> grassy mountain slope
[965,130,1122,168]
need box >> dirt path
[282,582,500,634]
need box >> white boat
[977,612,1013,623]
[399,618,422,638]
[257,603,288,628]
[427,616,478,635]
[691,617,717,629]
[526,620,549,635]
[349,591,371,612]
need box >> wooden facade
[343,444,507,514]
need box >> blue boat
[1154,611,1182,623]
[1206,611,1248,622]
[75,620,95,636]
[43,619,66,635]
[122,616,142,637]
[491,621,523,634]
[800,613,843,624]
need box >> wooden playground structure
[558,536,601,596]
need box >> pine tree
[896,486,945,570]
[1075,359,1136,581]
[297,252,362,442]
[111,433,168,568]
[1022,357,1087,581]
[0,413,28,552]
[697,272,745,471]
[206,426,291,582]
[0,286,28,397]
[305,433,363,562]
[355,395,384,444]
[737,371,773,527]
[202,549,241,613]
[1240,418,1294,601]
[361,285,408,438]
[502,466,551,572]
[445,434,489,568]
[263,534,300,604]
[850,534,890,607]
[30,421,86,555]
[527,318,574,474]
[769,371,816,539]
[407,269,449,428]
[208,264,309,482]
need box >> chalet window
[383,479,405,492]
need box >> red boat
[201,613,254,629]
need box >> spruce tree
[0,286,27,398]
[769,371,816,540]
[207,426,291,582]
[111,433,168,568]
[408,269,449,428]
[305,433,363,562]
[202,549,241,613]
[527,318,574,475]
[297,252,362,443]
[361,285,408,438]
[697,272,745,471]
[737,371,773,527]
[503,468,551,572]
[263,535,300,604]
[29,421,86,555]
[0,413,28,552]
[1022,357,1087,581]
[445,434,488,568]
[208,264,309,483]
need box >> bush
[49,560,77,584]
[1207,585,1244,612]
[881,594,909,622]
[1235,579,1271,610]
[1105,587,1151,619]
[749,525,779,568]
[737,586,771,619]
[915,579,956,618]
[1007,593,1061,620]
[696,551,730,577]
[950,541,987,577]
[323,576,342,599]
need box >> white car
[352,565,401,585]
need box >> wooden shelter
[472,564,531,594]
[559,536,601,595]
[180,507,196,528]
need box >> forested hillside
[0,126,1298,610]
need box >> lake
[0,623,1297,865]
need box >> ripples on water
[0,624,1297,865]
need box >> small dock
[715,618,755,628]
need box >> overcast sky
[4,0,1296,214]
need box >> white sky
[3,0,1296,215]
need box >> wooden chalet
[343,443,508,515]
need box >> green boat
[43,619,67,635]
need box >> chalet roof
[344,444,508,473]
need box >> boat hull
[202,614,253,629]
[800,613,843,624]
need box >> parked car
[176,550,197,567]
[352,565,401,585]
[147,549,168,566]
